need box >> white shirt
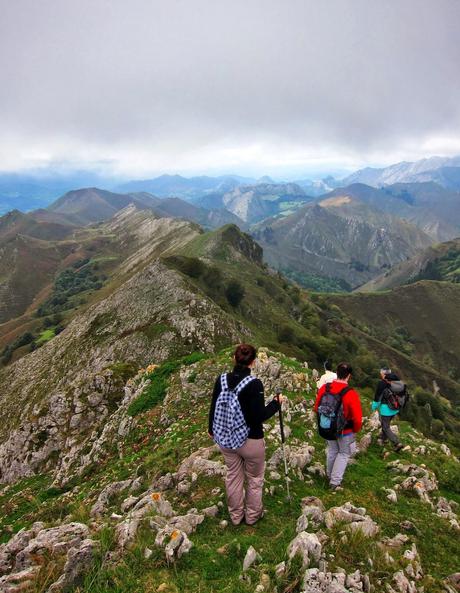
[316,370,338,390]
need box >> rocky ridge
[0,254,246,485]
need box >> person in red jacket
[314,362,362,491]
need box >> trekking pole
[275,387,291,502]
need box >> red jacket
[314,380,363,435]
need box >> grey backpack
[382,380,409,411]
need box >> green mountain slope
[0,234,75,324]
[325,281,460,391]
[359,238,460,291]
[0,209,75,242]
[252,196,432,289]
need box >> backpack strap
[220,373,229,391]
[337,386,352,397]
[234,375,257,396]
[335,385,351,409]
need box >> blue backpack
[212,373,255,449]
[317,384,351,440]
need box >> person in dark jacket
[208,344,283,525]
[374,367,392,404]
[372,370,404,451]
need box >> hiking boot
[394,443,404,452]
[329,484,343,492]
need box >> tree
[225,281,245,307]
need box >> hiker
[208,343,284,525]
[375,367,392,404]
[372,370,405,451]
[316,360,337,390]
[314,362,362,491]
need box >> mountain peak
[185,223,264,265]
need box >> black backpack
[317,384,352,440]
[381,380,409,411]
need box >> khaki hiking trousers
[219,438,265,525]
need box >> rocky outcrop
[287,532,322,567]
[302,568,371,593]
[0,522,97,592]
[324,502,379,537]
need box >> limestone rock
[47,538,98,592]
[0,523,96,593]
[202,505,219,517]
[393,570,417,593]
[242,545,258,571]
[153,473,175,491]
[440,444,451,456]
[307,462,326,478]
[445,573,460,592]
[0,566,40,593]
[287,531,322,567]
[167,512,205,535]
[275,561,286,578]
[176,446,226,481]
[296,513,309,534]
[15,523,90,571]
[116,492,175,548]
[358,433,372,453]
[436,497,460,530]
[381,534,409,548]
[302,567,370,593]
[289,444,315,469]
[155,527,193,562]
[90,479,134,517]
[324,502,379,538]
[176,480,191,494]
[384,488,398,503]
[121,495,139,513]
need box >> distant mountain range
[2,176,459,294]
[38,187,244,229]
[322,182,460,242]
[341,155,460,189]
[2,154,460,216]
[196,182,313,223]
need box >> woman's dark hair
[336,362,353,379]
[324,360,332,371]
[234,343,257,366]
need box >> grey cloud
[1,0,460,174]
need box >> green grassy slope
[326,282,460,385]
[359,238,460,292]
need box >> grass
[127,352,207,417]
[36,328,55,344]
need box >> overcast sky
[1,0,460,178]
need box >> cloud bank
[1,0,460,176]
